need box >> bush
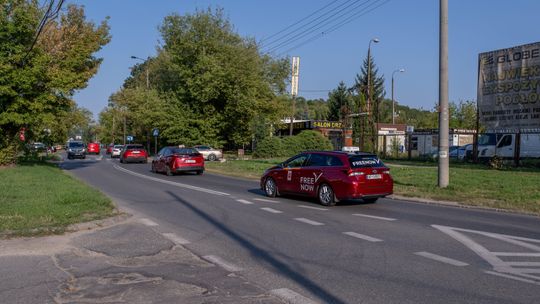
[253,136,284,158]
[253,130,333,158]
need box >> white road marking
[352,213,396,221]
[298,205,328,211]
[162,233,190,245]
[236,199,254,205]
[203,255,243,272]
[254,198,279,203]
[414,251,469,266]
[294,218,324,226]
[139,218,159,226]
[270,288,319,304]
[433,224,540,284]
[485,271,540,285]
[113,165,230,196]
[343,232,383,242]
[261,207,282,214]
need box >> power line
[264,0,374,54]
[261,0,357,49]
[260,0,341,43]
[276,0,390,56]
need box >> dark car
[151,146,204,176]
[260,151,393,206]
[66,141,86,159]
[119,144,148,163]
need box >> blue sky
[70,0,540,119]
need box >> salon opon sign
[477,41,540,132]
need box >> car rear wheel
[318,183,336,206]
[264,177,278,198]
[208,154,217,161]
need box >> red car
[260,151,393,206]
[106,144,114,155]
[119,144,148,163]
[151,146,204,175]
[87,142,101,154]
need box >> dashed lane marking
[236,199,254,205]
[203,255,243,272]
[270,288,320,304]
[254,198,280,203]
[414,251,469,266]
[139,218,159,226]
[162,233,190,245]
[343,231,383,242]
[260,207,283,214]
[298,205,328,211]
[113,164,230,196]
[294,218,324,226]
[352,213,397,221]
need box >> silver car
[194,145,222,161]
[111,145,124,158]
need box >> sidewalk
[0,215,286,304]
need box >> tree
[109,8,290,149]
[352,52,385,152]
[0,1,110,164]
[327,81,353,121]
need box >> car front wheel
[318,183,336,206]
[208,154,217,161]
[264,177,278,198]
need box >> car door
[298,153,326,196]
[280,153,309,193]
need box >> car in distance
[106,143,114,155]
[119,144,148,163]
[152,146,204,176]
[193,145,222,161]
[260,151,393,206]
[87,142,101,155]
[111,145,123,158]
[66,141,86,159]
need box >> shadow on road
[166,190,347,304]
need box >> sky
[69,0,540,119]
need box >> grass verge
[206,159,540,215]
[0,162,115,237]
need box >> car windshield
[348,155,384,168]
[126,145,143,150]
[114,145,123,149]
[68,142,84,148]
[478,134,496,146]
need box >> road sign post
[152,128,159,156]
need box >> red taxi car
[119,144,148,163]
[87,142,101,154]
[260,151,393,206]
[151,146,204,176]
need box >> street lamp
[391,68,405,124]
[130,55,149,89]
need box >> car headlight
[68,148,73,152]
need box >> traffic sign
[152,128,159,137]
[127,135,134,142]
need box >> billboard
[477,41,540,132]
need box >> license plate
[366,174,382,180]
[185,159,196,163]
[132,151,140,154]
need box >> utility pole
[290,56,300,136]
[438,0,449,187]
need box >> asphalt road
[62,153,540,304]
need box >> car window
[348,155,384,168]
[173,148,199,155]
[327,155,344,167]
[197,146,209,150]
[126,145,144,150]
[306,154,327,167]
[285,154,308,168]
[68,142,84,148]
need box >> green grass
[206,158,540,214]
[0,163,115,237]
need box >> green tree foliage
[0,1,110,163]
[154,8,289,147]
[327,81,353,121]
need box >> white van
[477,133,540,159]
